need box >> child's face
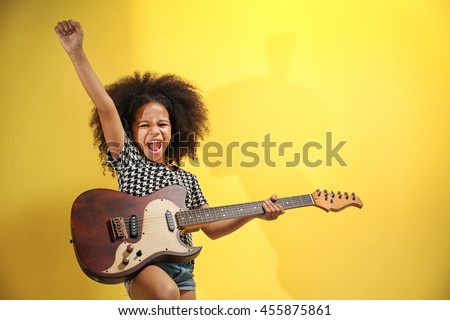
[132,101,172,165]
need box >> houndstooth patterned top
[108,134,208,246]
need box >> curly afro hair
[89,71,209,176]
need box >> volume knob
[126,244,134,253]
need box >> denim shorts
[124,261,196,297]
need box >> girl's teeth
[148,141,162,151]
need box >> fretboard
[175,194,315,229]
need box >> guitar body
[70,185,202,284]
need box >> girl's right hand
[54,19,84,54]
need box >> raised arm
[54,19,124,158]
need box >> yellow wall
[1,0,449,299]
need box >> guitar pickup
[165,210,175,232]
[109,217,129,241]
[129,215,138,238]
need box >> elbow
[201,227,222,240]
[208,234,221,240]
[96,96,115,114]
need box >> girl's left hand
[260,195,285,221]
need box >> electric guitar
[70,185,363,284]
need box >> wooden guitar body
[71,185,201,284]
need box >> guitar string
[121,195,315,228]
[126,196,314,227]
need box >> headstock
[312,189,363,212]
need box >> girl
[55,19,285,300]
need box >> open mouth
[146,140,163,153]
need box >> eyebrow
[135,119,170,124]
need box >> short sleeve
[108,134,145,174]
[188,172,208,209]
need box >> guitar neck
[175,194,315,231]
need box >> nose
[147,123,161,137]
[150,123,158,132]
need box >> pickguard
[103,198,194,274]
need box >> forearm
[201,215,256,240]
[200,195,284,239]
[67,48,114,113]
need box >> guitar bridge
[109,217,129,241]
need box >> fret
[175,194,315,228]
[278,194,314,209]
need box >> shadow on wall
[204,33,334,298]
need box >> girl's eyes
[138,123,170,128]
